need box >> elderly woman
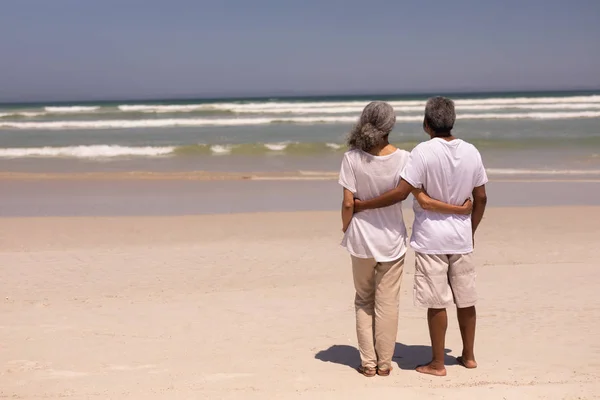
[338,101,471,377]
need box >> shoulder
[343,149,361,158]
[393,148,411,159]
[409,142,430,159]
[412,140,435,153]
[458,140,483,157]
[392,148,411,167]
[341,149,360,168]
[459,139,477,150]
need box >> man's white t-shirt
[401,138,488,255]
[339,149,410,262]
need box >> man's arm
[413,189,472,215]
[341,188,354,232]
[471,185,488,242]
[354,179,414,212]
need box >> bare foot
[456,356,477,369]
[416,362,447,377]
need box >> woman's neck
[368,142,396,156]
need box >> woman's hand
[461,198,473,215]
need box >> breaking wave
[0,143,349,158]
[0,145,175,158]
[44,106,101,113]
[1,111,599,130]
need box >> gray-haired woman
[338,101,471,377]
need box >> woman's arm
[341,188,354,232]
[413,189,472,214]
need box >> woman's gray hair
[347,101,396,152]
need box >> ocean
[1,91,600,177]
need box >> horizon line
[2,87,599,106]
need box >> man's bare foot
[456,356,477,369]
[416,362,447,377]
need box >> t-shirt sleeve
[474,151,488,187]
[400,147,426,189]
[338,153,357,193]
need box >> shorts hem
[414,301,454,309]
[414,300,477,309]
[455,301,477,308]
[412,249,474,255]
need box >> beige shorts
[414,252,477,309]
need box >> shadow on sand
[315,343,457,370]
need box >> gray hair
[424,96,456,136]
[347,101,396,151]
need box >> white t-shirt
[338,148,410,262]
[401,138,488,255]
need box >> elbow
[474,195,488,206]
[398,189,411,202]
[342,201,354,211]
[419,199,433,210]
[393,190,410,204]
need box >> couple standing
[339,97,488,377]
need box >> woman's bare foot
[416,362,447,377]
[456,356,477,369]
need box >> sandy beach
[1,206,599,399]
[2,1,599,397]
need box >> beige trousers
[351,255,405,370]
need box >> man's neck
[431,134,456,142]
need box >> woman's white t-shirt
[338,148,410,262]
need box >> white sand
[1,207,599,399]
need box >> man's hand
[353,198,364,213]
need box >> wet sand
[1,176,600,216]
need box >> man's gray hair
[424,96,456,135]
[347,101,396,151]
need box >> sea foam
[0,116,356,129]
[2,111,599,130]
[118,104,215,113]
[0,145,175,158]
[264,143,289,151]
[209,145,233,154]
[44,106,101,113]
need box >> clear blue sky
[1,0,599,102]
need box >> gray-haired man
[355,97,488,376]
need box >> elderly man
[355,97,488,376]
